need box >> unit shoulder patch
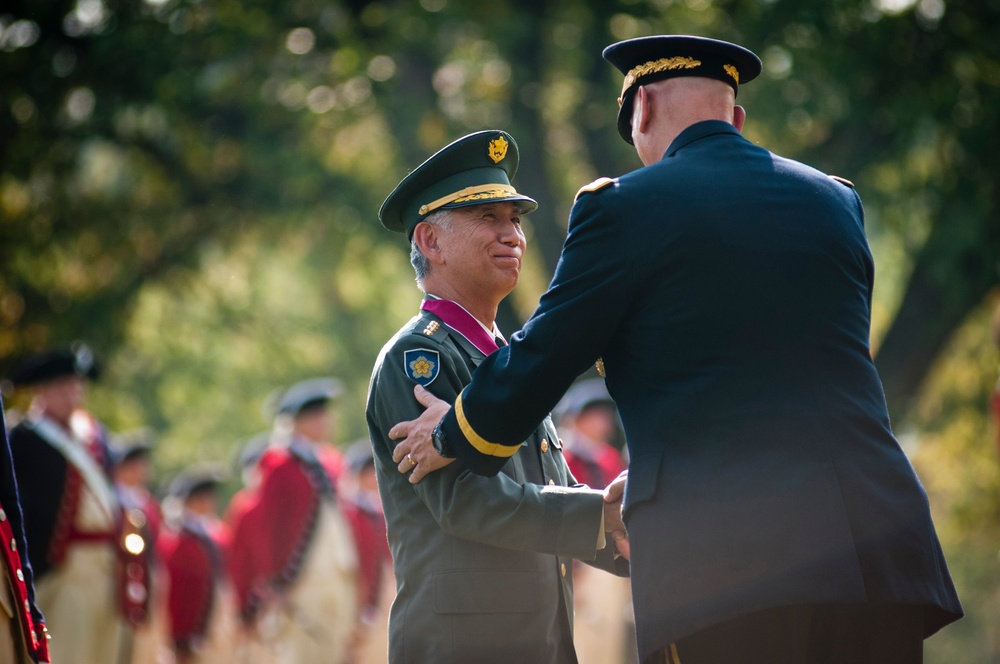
[403,348,440,386]
[829,175,854,188]
[574,177,616,202]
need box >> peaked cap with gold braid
[603,35,762,145]
[379,130,539,238]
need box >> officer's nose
[498,217,524,247]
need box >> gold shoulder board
[829,175,854,188]
[574,177,615,202]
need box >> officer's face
[438,201,527,300]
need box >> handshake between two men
[388,383,631,561]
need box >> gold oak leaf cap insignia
[379,130,539,239]
[575,177,616,202]
[603,35,762,145]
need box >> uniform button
[560,563,567,577]
[548,479,555,486]
[9,538,15,552]
[16,568,24,582]
[540,439,549,453]
[0,509,6,521]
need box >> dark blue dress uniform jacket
[368,308,627,664]
[439,120,963,660]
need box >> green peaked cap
[379,130,539,238]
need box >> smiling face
[433,201,527,304]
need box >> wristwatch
[431,421,455,458]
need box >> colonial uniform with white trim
[8,347,138,664]
[160,467,236,664]
[228,380,358,664]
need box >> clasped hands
[389,384,631,560]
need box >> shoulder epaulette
[411,314,449,344]
[574,177,616,202]
[829,175,854,188]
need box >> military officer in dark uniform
[389,37,963,663]
[0,396,51,663]
[368,130,629,663]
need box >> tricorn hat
[8,342,101,387]
[168,464,226,500]
[272,377,343,419]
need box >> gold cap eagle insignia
[487,136,508,164]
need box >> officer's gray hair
[410,209,453,290]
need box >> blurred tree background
[1,0,998,659]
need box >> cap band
[617,56,740,105]
[418,184,519,216]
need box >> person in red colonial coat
[0,394,51,664]
[553,378,635,664]
[339,441,393,663]
[555,378,627,491]
[112,431,163,547]
[227,378,358,664]
[111,430,169,664]
[160,465,235,664]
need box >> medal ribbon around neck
[420,299,500,356]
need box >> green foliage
[910,294,1000,662]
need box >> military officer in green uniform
[367,130,628,664]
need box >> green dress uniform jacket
[367,305,627,664]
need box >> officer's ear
[733,105,746,133]
[413,221,446,266]
[633,86,651,136]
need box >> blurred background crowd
[4,349,636,664]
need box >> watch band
[432,421,455,458]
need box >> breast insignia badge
[404,349,440,386]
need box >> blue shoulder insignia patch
[574,177,615,202]
[404,348,440,386]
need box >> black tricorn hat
[168,464,227,500]
[603,35,762,144]
[110,429,156,465]
[379,130,538,239]
[273,377,344,418]
[8,342,101,387]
